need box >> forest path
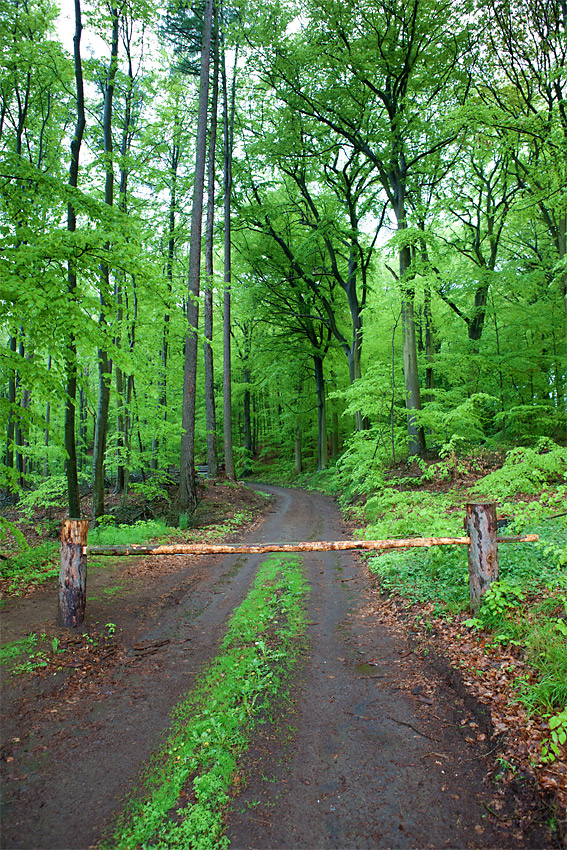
[225,486,543,849]
[0,485,548,849]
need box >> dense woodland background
[1,0,566,519]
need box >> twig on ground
[387,716,439,741]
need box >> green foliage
[88,519,180,546]
[16,474,87,519]
[0,541,59,594]
[369,544,469,611]
[540,709,567,765]
[107,555,308,850]
[363,489,459,539]
[0,633,40,665]
[472,441,567,500]
[0,515,28,552]
[475,580,525,627]
[333,431,388,502]
[129,470,173,504]
[0,631,65,676]
[417,392,500,450]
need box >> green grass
[0,632,66,675]
[105,554,309,850]
[366,488,567,719]
[0,632,42,666]
[88,518,180,546]
[0,541,59,594]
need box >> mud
[0,485,552,849]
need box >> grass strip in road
[105,554,308,850]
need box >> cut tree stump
[58,518,89,628]
[466,502,499,612]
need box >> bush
[472,440,567,500]
[0,541,59,594]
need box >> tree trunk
[398,219,425,455]
[295,421,302,473]
[78,367,88,472]
[424,279,434,392]
[331,410,339,459]
[115,361,125,493]
[154,123,180,471]
[243,366,252,458]
[179,0,213,510]
[204,10,219,479]
[92,5,119,521]
[314,355,327,471]
[221,35,237,481]
[15,334,24,486]
[58,519,89,628]
[466,502,499,612]
[92,352,111,519]
[5,335,16,473]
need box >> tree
[92,3,121,521]
[479,0,567,331]
[64,0,87,517]
[221,23,238,480]
[245,0,471,453]
[203,3,220,479]
[179,0,214,510]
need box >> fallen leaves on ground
[363,574,566,831]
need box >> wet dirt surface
[0,485,552,849]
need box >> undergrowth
[88,518,181,546]
[0,511,260,598]
[106,554,308,850]
[0,541,59,595]
[298,439,566,769]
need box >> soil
[0,484,556,849]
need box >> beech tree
[1,0,565,505]
[179,0,214,510]
[243,0,472,453]
[64,0,87,518]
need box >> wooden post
[466,502,499,612]
[58,519,90,628]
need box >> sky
[55,0,110,58]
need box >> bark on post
[466,502,499,612]
[58,519,89,627]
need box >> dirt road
[0,485,549,849]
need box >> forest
[1,0,567,844]
[0,0,565,518]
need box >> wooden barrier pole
[58,519,90,628]
[86,536,472,556]
[84,534,537,557]
[466,502,499,612]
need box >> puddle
[355,663,377,676]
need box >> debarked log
[84,534,538,557]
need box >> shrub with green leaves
[87,519,180,546]
[17,474,89,519]
[416,391,500,449]
[0,515,28,551]
[540,708,567,765]
[368,545,469,611]
[363,488,460,539]
[472,440,567,500]
[0,541,59,594]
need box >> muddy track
[0,485,551,849]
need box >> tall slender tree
[92,4,120,521]
[64,0,87,517]
[179,0,214,509]
[203,3,220,478]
